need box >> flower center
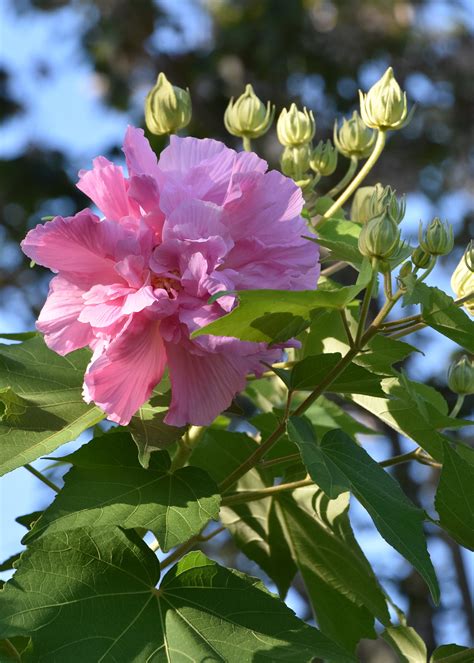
[151,271,182,296]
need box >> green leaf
[0,528,354,662]
[0,331,37,341]
[305,395,375,439]
[308,429,439,602]
[431,645,474,662]
[403,281,474,352]
[0,636,32,661]
[276,487,390,653]
[0,336,105,476]
[287,417,348,499]
[128,393,186,469]
[435,442,474,550]
[316,218,363,266]
[382,625,427,663]
[289,352,387,396]
[191,268,371,344]
[354,333,418,375]
[24,431,220,552]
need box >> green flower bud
[145,72,192,136]
[359,67,414,131]
[418,217,454,256]
[369,184,406,224]
[447,355,474,395]
[398,261,412,279]
[280,144,311,180]
[451,248,474,316]
[224,84,275,139]
[463,239,474,272]
[351,184,383,224]
[309,140,338,176]
[358,212,401,260]
[333,111,375,159]
[277,103,315,147]
[411,247,432,269]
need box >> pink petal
[36,276,94,355]
[122,126,160,178]
[21,211,123,287]
[77,157,139,221]
[84,317,166,425]
[164,340,251,426]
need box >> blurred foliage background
[0,0,473,659]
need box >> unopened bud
[145,72,192,136]
[447,355,474,395]
[358,212,401,260]
[451,248,474,316]
[359,67,414,131]
[399,261,412,279]
[371,185,406,224]
[277,103,315,147]
[224,84,274,139]
[351,184,384,224]
[463,240,474,272]
[333,111,375,159]
[411,247,432,269]
[418,217,454,256]
[310,140,338,176]
[280,144,311,180]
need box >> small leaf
[0,528,354,662]
[287,417,348,499]
[309,429,439,602]
[382,625,427,663]
[0,336,105,476]
[430,644,474,662]
[435,442,474,550]
[24,431,220,552]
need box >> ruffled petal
[36,276,93,355]
[77,157,139,221]
[122,126,160,178]
[84,317,166,425]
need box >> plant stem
[170,426,205,471]
[320,261,348,277]
[449,394,465,419]
[24,464,60,493]
[160,525,226,569]
[355,264,378,347]
[242,136,252,152]
[321,130,386,221]
[326,156,358,199]
[383,270,393,300]
[222,477,313,507]
[389,322,426,339]
[340,308,355,346]
[258,453,301,470]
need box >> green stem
[320,261,348,277]
[388,321,426,339]
[449,394,465,419]
[242,136,252,152]
[355,263,378,347]
[222,477,313,507]
[24,463,60,493]
[383,270,393,300]
[340,308,355,347]
[326,156,358,199]
[321,130,386,221]
[170,426,205,472]
[160,525,225,569]
[416,256,437,284]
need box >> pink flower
[21,128,319,426]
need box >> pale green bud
[333,111,375,159]
[224,84,274,139]
[463,239,474,272]
[359,67,414,131]
[418,217,454,256]
[358,212,401,260]
[411,247,432,269]
[447,355,474,395]
[451,248,474,316]
[280,144,311,180]
[277,103,315,147]
[310,140,338,176]
[398,261,412,279]
[369,184,406,224]
[145,72,192,136]
[351,184,383,224]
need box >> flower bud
[398,261,412,279]
[370,184,406,224]
[418,217,454,256]
[451,248,474,316]
[351,184,384,224]
[358,212,401,260]
[224,84,274,139]
[411,247,432,269]
[333,111,375,159]
[277,103,315,147]
[280,144,311,180]
[359,67,413,131]
[145,72,192,136]
[310,140,338,176]
[447,355,474,395]
[463,239,474,272]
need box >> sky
[0,0,472,647]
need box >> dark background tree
[1,1,472,658]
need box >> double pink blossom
[22,128,319,426]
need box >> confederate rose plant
[21,128,319,426]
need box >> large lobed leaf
[0,336,105,476]
[0,528,353,662]
[24,431,220,552]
